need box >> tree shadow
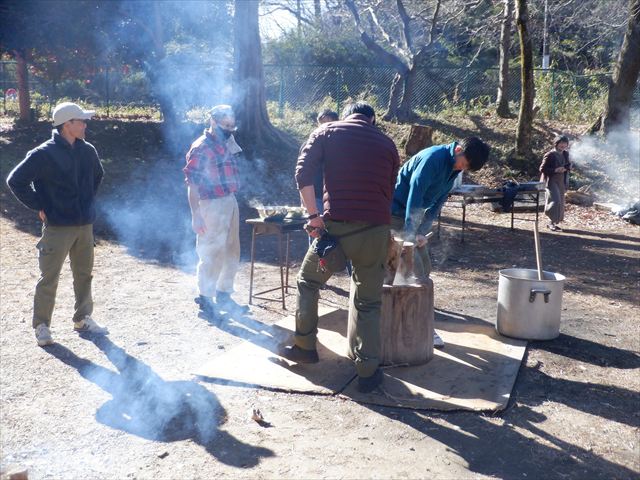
[44,337,273,467]
[365,402,637,480]
[436,308,640,428]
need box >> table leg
[285,232,291,293]
[461,203,466,243]
[278,232,286,310]
[249,226,257,305]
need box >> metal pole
[551,69,556,119]
[106,66,110,117]
[335,67,341,115]
[278,66,284,118]
[542,0,550,69]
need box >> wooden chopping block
[347,280,434,366]
[380,281,434,365]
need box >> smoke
[98,154,196,268]
[569,127,640,205]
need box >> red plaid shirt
[183,130,240,199]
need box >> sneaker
[74,316,109,335]
[279,344,319,364]
[357,368,383,393]
[215,291,250,315]
[547,224,560,232]
[433,331,445,349]
[35,324,54,347]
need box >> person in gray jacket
[6,102,109,346]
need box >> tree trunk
[515,0,535,161]
[15,51,31,122]
[383,73,405,121]
[496,0,513,118]
[396,65,420,121]
[146,3,178,128]
[314,0,322,24]
[233,0,293,156]
[602,0,640,135]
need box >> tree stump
[349,236,434,366]
[405,125,433,157]
[380,281,434,365]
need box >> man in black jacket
[6,102,108,346]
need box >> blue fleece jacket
[391,142,460,236]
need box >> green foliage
[535,70,608,123]
[264,28,377,66]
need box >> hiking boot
[215,291,250,315]
[357,368,383,393]
[433,331,445,349]
[35,324,54,347]
[74,316,109,335]
[195,295,218,319]
[279,344,319,364]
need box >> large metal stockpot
[496,268,566,340]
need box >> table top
[246,217,307,233]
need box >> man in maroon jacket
[280,102,400,393]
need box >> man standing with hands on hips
[6,102,108,346]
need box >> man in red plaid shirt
[184,105,249,318]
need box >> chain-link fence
[2,60,638,125]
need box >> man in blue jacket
[6,102,108,347]
[391,137,490,347]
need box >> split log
[565,190,595,206]
[384,237,416,285]
[405,125,433,157]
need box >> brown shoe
[279,345,319,364]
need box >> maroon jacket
[295,114,400,225]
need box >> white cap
[52,102,95,126]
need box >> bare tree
[496,0,514,118]
[515,0,535,161]
[600,0,640,135]
[344,0,442,122]
[233,0,293,154]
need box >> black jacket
[6,130,104,226]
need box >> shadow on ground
[44,336,274,467]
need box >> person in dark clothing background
[540,135,571,231]
[6,102,108,347]
[280,102,400,393]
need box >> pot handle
[529,288,551,303]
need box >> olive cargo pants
[294,220,389,377]
[33,224,95,328]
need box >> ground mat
[342,314,527,411]
[194,307,356,394]
[195,308,526,411]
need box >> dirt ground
[1,120,639,479]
